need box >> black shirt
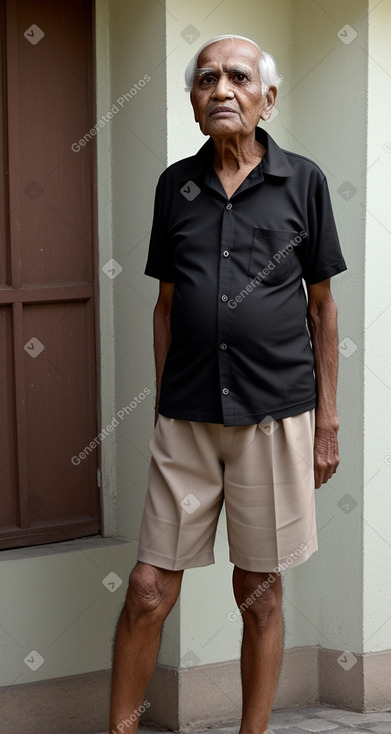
[145,126,347,426]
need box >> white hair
[184,34,283,94]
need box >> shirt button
[221,294,228,302]
[222,387,230,395]
[223,250,229,257]
[226,203,232,210]
[220,342,227,350]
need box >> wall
[163,0,367,666]
[108,0,167,542]
[284,0,391,663]
[100,0,391,679]
[0,538,133,687]
[1,0,390,710]
[282,0,367,654]
[364,0,391,654]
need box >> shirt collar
[256,127,294,177]
[180,125,294,184]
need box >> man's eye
[234,73,247,82]
[200,75,216,85]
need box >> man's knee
[126,563,163,613]
[124,563,181,621]
[239,572,282,628]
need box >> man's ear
[190,90,199,122]
[260,85,277,121]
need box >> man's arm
[307,278,340,488]
[153,281,175,424]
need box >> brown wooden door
[0,0,100,548]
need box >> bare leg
[233,567,283,734]
[110,562,183,733]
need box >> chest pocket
[248,228,301,286]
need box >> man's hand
[314,423,340,488]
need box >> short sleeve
[144,176,176,283]
[301,175,347,285]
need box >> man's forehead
[197,39,261,69]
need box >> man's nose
[213,74,234,99]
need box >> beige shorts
[137,411,318,572]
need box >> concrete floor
[101,704,391,733]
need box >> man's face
[190,39,276,138]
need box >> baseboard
[142,647,319,731]
[0,669,111,734]
[143,646,391,729]
[319,647,364,711]
[1,648,391,733]
[319,647,391,712]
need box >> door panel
[23,301,97,524]
[0,0,100,549]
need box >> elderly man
[110,35,346,734]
